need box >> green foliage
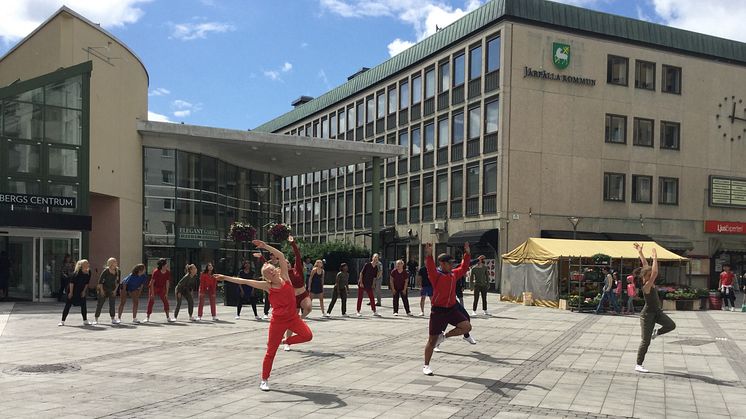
[281,239,369,270]
[591,253,612,265]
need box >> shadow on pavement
[441,374,549,396]
[293,349,346,360]
[69,325,108,331]
[438,351,526,366]
[266,389,348,409]
[656,370,740,387]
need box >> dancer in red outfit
[145,258,175,323]
[215,239,312,392]
[283,236,312,351]
[198,262,219,321]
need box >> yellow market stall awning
[502,238,688,265]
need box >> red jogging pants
[356,287,376,313]
[146,289,170,316]
[262,316,312,380]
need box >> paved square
[1,296,745,418]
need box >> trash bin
[522,291,534,306]
[708,291,722,310]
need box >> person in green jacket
[175,264,198,321]
[94,257,120,325]
[470,255,490,315]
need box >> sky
[1,0,746,130]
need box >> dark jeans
[392,289,410,314]
[473,286,488,311]
[264,292,271,315]
[327,287,347,315]
[722,288,736,308]
[175,291,194,318]
[95,291,116,319]
[237,296,258,317]
[636,309,676,365]
[595,291,621,314]
[62,298,87,321]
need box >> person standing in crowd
[236,260,260,320]
[407,257,418,290]
[470,255,490,315]
[215,239,313,392]
[613,271,623,306]
[284,236,313,350]
[58,259,92,326]
[308,259,327,317]
[254,251,279,319]
[94,257,120,325]
[373,253,384,307]
[327,263,349,317]
[197,262,219,321]
[0,251,10,300]
[624,274,637,314]
[174,264,198,321]
[634,243,676,373]
[417,261,433,317]
[357,254,381,317]
[304,257,313,284]
[390,259,412,316]
[145,258,175,323]
[422,242,472,376]
[118,264,147,323]
[720,263,737,311]
[58,253,75,301]
[594,267,621,315]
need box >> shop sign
[552,42,571,69]
[704,220,746,235]
[709,176,746,208]
[176,227,221,249]
[0,192,76,209]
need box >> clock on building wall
[716,96,746,142]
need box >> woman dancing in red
[215,239,312,391]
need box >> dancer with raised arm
[634,243,676,373]
[283,236,313,350]
[215,240,312,391]
[422,242,472,376]
[254,251,279,319]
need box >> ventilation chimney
[347,67,370,81]
[291,96,314,108]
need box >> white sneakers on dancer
[168,317,176,323]
[57,321,64,326]
[283,344,291,351]
[635,365,649,373]
[422,365,434,376]
[92,318,99,325]
[212,316,220,321]
[235,315,241,320]
[651,328,658,340]
[83,320,92,326]
[260,380,270,391]
[463,335,477,344]
[373,312,382,317]
[471,311,478,316]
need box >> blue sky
[1,0,744,130]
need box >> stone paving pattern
[1,293,745,418]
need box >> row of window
[603,172,679,205]
[605,114,680,149]
[607,55,681,94]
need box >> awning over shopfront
[447,228,499,248]
[541,230,652,242]
[138,120,406,177]
[650,235,694,252]
[713,238,746,253]
[502,238,688,265]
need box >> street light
[568,216,581,240]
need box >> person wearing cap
[421,242,472,376]
[624,274,637,314]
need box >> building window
[468,106,480,140]
[451,167,463,200]
[424,122,435,152]
[357,102,364,127]
[388,87,397,114]
[346,107,354,131]
[607,55,629,86]
[386,184,396,211]
[469,44,482,80]
[635,60,656,90]
[633,117,654,147]
[398,181,408,208]
[162,170,174,184]
[603,172,625,202]
[330,113,337,137]
[662,65,682,94]
[48,147,78,177]
[412,75,422,104]
[377,92,386,118]
[486,36,500,72]
[163,198,175,210]
[661,121,680,150]
[453,53,465,86]
[364,188,372,212]
[423,175,434,204]
[632,175,652,203]
[439,61,450,92]
[605,114,627,144]
[321,118,329,138]
[339,110,346,134]
[659,177,679,205]
[399,81,409,109]
[485,99,499,133]
[483,159,497,195]
[466,164,480,198]
[399,130,408,149]
[452,112,464,144]
[437,118,448,148]
[410,178,420,206]
[425,68,435,99]
[436,172,448,203]
[411,127,421,155]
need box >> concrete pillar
[371,157,381,253]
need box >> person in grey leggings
[634,244,676,373]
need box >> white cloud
[169,21,235,41]
[263,62,293,81]
[650,0,746,43]
[173,110,191,117]
[170,99,201,118]
[148,87,170,97]
[320,0,483,57]
[281,62,293,72]
[0,0,149,44]
[318,69,330,88]
[147,110,172,122]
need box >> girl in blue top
[118,264,147,323]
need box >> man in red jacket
[422,242,472,376]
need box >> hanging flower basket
[228,221,256,243]
[268,223,291,242]
[591,253,611,265]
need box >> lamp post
[568,216,581,240]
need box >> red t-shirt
[269,280,299,321]
[199,273,217,292]
[390,269,408,291]
[720,271,735,287]
[150,269,170,291]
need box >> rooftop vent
[291,96,314,107]
[347,67,370,81]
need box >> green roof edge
[254,0,746,133]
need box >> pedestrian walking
[94,257,120,325]
[407,257,418,290]
[145,258,175,323]
[197,262,219,321]
[58,259,92,326]
[175,264,198,321]
[417,263,433,316]
[470,255,490,315]
[720,263,737,311]
[594,267,621,315]
[118,264,148,323]
[625,275,637,314]
[308,259,327,317]
[373,253,383,307]
[390,260,412,316]
[215,239,312,392]
[236,260,259,320]
[634,243,676,373]
[327,263,349,316]
[58,253,74,301]
[357,254,381,317]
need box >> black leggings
[62,299,87,321]
[327,288,347,315]
[175,292,194,318]
[237,297,258,316]
[722,289,736,308]
[392,290,410,314]
[264,293,271,315]
[473,286,488,311]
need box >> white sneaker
[436,332,446,347]
[434,347,442,352]
[471,311,478,316]
[235,315,241,320]
[731,307,736,312]
[356,312,362,317]
[651,328,658,340]
[168,317,176,323]
[213,317,220,321]
[58,321,64,326]
[483,310,490,316]
[84,320,92,326]
[393,312,399,316]
[283,344,291,352]
[373,312,382,317]
[142,317,149,324]
[196,317,201,322]
[259,380,270,391]
[132,318,140,324]
[323,313,330,318]
[635,365,649,373]
[255,316,262,321]
[93,318,99,325]
[261,314,268,320]
[112,318,120,325]
[189,316,196,322]
[419,312,425,317]
[423,365,434,376]
[463,335,477,345]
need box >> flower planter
[709,291,722,310]
[662,299,677,311]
